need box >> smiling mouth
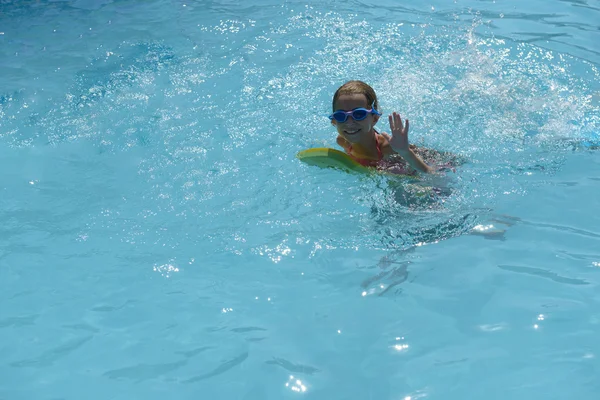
[344,128,360,135]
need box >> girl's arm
[394,147,433,173]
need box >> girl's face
[331,93,379,144]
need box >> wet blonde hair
[332,80,379,112]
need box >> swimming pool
[1,0,599,398]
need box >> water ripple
[183,352,249,383]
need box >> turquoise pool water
[1,0,599,398]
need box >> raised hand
[387,112,432,173]
[388,112,410,154]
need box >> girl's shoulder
[375,129,391,141]
[375,130,394,157]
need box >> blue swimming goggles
[328,102,381,123]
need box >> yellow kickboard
[296,147,370,174]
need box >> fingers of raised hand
[396,113,404,132]
[389,112,406,133]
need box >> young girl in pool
[330,81,511,237]
[330,80,456,175]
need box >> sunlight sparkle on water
[285,375,307,393]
